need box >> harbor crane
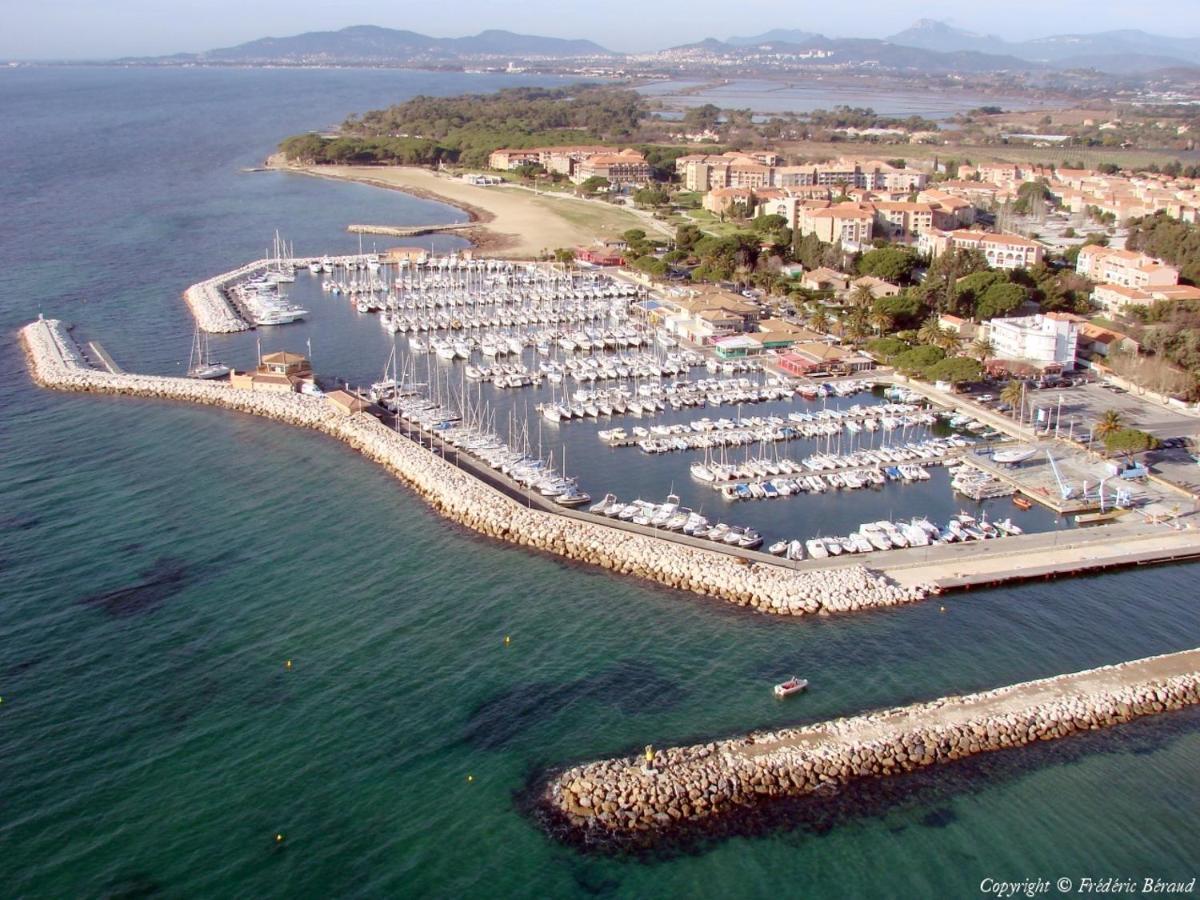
[1045,450,1078,501]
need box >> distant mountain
[885,20,1200,71]
[885,20,1001,56]
[726,29,825,47]
[158,25,614,64]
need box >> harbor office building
[229,351,316,393]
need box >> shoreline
[263,157,661,257]
[265,156,515,255]
[541,648,1200,846]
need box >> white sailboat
[187,328,230,379]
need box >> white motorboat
[774,677,808,698]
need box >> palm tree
[845,307,870,346]
[969,336,995,363]
[934,329,962,355]
[1000,380,1024,409]
[869,308,893,337]
[1000,379,1026,430]
[917,318,943,347]
[849,282,876,309]
[809,308,831,335]
[1094,409,1124,453]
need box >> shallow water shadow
[76,548,249,618]
[462,661,681,751]
[78,555,194,617]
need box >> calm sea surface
[1,67,1198,899]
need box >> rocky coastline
[21,318,933,618]
[542,649,1200,846]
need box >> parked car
[976,393,995,403]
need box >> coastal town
[16,57,1200,866]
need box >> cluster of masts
[367,347,591,507]
[610,409,941,454]
[692,436,968,484]
[541,376,799,424]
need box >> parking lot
[1027,382,1199,442]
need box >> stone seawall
[20,319,932,617]
[182,259,264,332]
[543,649,1200,844]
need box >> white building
[987,314,1079,371]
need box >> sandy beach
[268,160,665,258]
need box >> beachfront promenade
[543,648,1200,843]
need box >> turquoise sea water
[1,67,1199,898]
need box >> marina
[23,246,1196,600]
[23,307,1200,610]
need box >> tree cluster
[1127,213,1200,284]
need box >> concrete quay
[20,318,931,618]
[879,521,1200,590]
[543,648,1200,844]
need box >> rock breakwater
[21,318,932,617]
[543,648,1200,845]
[182,259,264,332]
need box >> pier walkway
[86,342,123,374]
[348,223,474,238]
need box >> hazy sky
[4,0,1199,59]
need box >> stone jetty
[543,648,1200,844]
[20,318,932,617]
[181,259,265,332]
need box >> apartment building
[917,189,977,227]
[795,202,875,245]
[571,149,651,186]
[1075,246,1180,290]
[488,145,616,171]
[871,201,936,242]
[1092,282,1200,314]
[919,229,1044,270]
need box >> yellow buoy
[275,833,284,843]
[285,660,292,669]
[503,635,511,646]
[467,774,474,783]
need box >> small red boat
[1012,495,1033,510]
[774,677,809,698]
